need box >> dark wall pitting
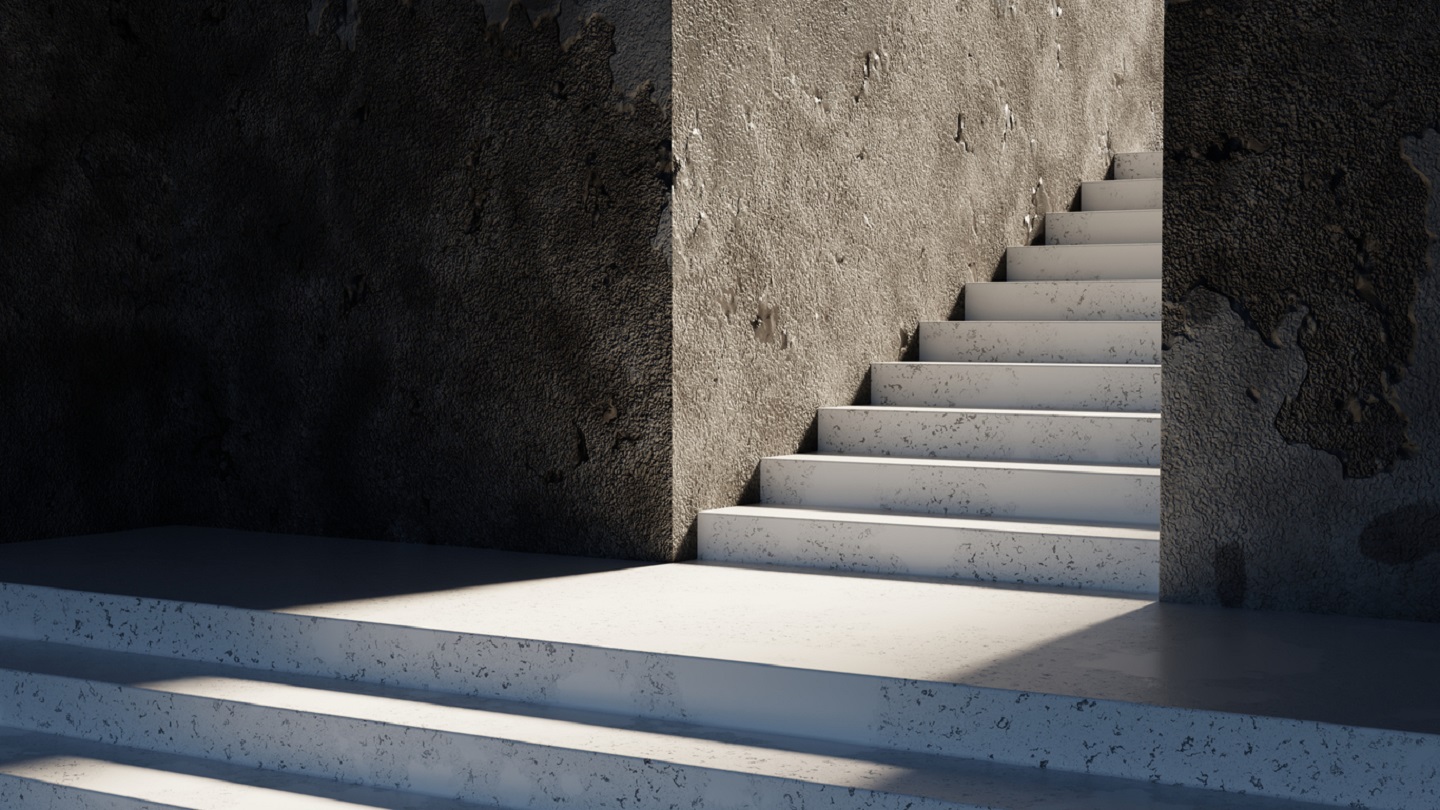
[1164,0,1440,619]
[0,3,675,558]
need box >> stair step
[0,727,489,809]
[1045,209,1160,245]
[872,361,1161,411]
[3,529,1438,809]
[1006,243,1161,281]
[818,406,1160,465]
[760,454,1158,526]
[0,642,1339,810]
[1114,150,1163,180]
[920,320,1160,363]
[698,505,1159,593]
[1081,178,1162,211]
[965,280,1160,321]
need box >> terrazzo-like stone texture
[872,362,1161,411]
[1081,179,1163,211]
[919,321,1161,364]
[699,505,1159,592]
[965,281,1161,321]
[818,406,1160,466]
[1114,151,1162,180]
[1163,0,1440,621]
[1044,210,1161,245]
[5,529,1440,806]
[760,455,1159,525]
[0,728,491,810]
[1006,243,1162,281]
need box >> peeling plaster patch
[336,0,359,51]
[479,0,671,100]
[307,0,330,35]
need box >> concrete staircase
[2,153,1435,809]
[699,153,1164,594]
[0,527,1436,809]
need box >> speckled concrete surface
[0,728,493,809]
[919,321,1159,363]
[1006,243,1162,281]
[4,531,1440,806]
[759,454,1159,525]
[1044,209,1161,245]
[699,505,1159,592]
[818,406,1160,465]
[965,281,1160,321]
[1081,179,1162,211]
[919,321,1160,363]
[3,530,1440,806]
[872,362,1160,411]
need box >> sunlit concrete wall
[1163,0,1440,620]
[670,0,1165,554]
[0,2,676,558]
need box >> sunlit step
[965,280,1160,321]
[920,321,1160,363]
[0,727,488,809]
[1081,178,1163,211]
[698,505,1160,593]
[819,406,1160,466]
[761,454,1159,526]
[1114,150,1163,180]
[1045,209,1160,245]
[872,362,1161,411]
[1006,243,1161,281]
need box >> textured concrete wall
[671,0,1164,552]
[1164,0,1440,619]
[0,2,675,558]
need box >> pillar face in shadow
[0,3,676,559]
[669,0,1165,554]
[1163,0,1440,620]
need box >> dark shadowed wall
[1163,0,1440,619]
[671,0,1164,553]
[0,2,675,558]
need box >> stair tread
[0,645,1333,810]
[705,504,1161,539]
[766,453,1159,475]
[875,360,1161,368]
[5,530,1440,737]
[821,405,1161,419]
[0,727,491,809]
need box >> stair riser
[873,363,1161,411]
[1081,179,1162,211]
[919,321,1161,364]
[0,647,1427,810]
[1006,244,1161,281]
[0,671,962,810]
[819,409,1160,466]
[698,511,1159,593]
[965,281,1160,321]
[1045,210,1160,245]
[1114,151,1162,180]
[761,458,1158,525]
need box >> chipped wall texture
[1164,0,1440,619]
[671,0,1164,552]
[0,3,674,558]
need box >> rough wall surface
[0,2,675,558]
[1164,0,1440,619]
[671,0,1164,552]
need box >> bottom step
[698,505,1159,593]
[0,727,487,809]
